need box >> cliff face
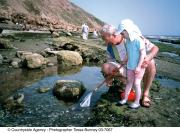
[0,0,104,31]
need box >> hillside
[0,0,104,31]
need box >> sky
[71,0,180,36]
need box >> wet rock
[80,47,106,64]
[57,50,83,67]
[0,54,3,64]
[2,56,11,64]
[44,47,60,56]
[39,51,48,57]
[52,32,59,38]
[11,61,19,68]
[3,93,24,112]
[14,93,24,104]
[52,36,106,64]
[61,43,79,51]
[25,53,48,69]
[15,51,50,68]
[0,38,13,49]
[53,80,85,101]
[53,36,74,48]
[44,47,52,52]
[37,87,51,93]
[62,31,72,36]
[11,58,23,68]
[19,39,25,42]
[66,32,72,37]
[16,51,33,59]
[1,34,17,40]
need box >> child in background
[116,19,146,109]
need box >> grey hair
[100,24,116,35]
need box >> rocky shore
[0,31,180,126]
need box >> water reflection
[0,66,107,126]
[57,65,82,76]
[0,66,57,101]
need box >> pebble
[47,63,54,67]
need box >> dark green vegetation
[0,0,8,9]
[153,41,180,55]
[0,0,7,6]
[85,81,180,127]
[159,39,180,44]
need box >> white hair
[100,24,116,35]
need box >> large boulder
[16,51,33,59]
[57,50,83,67]
[25,53,48,69]
[53,80,85,101]
[80,47,106,64]
[16,51,49,69]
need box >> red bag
[120,89,136,102]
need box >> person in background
[82,23,89,40]
[93,29,99,38]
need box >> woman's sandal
[141,95,151,108]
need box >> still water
[0,66,108,126]
[0,65,180,126]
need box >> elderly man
[100,21,159,107]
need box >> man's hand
[104,76,114,87]
[135,67,141,74]
[142,56,150,68]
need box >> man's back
[82,24,89,33]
